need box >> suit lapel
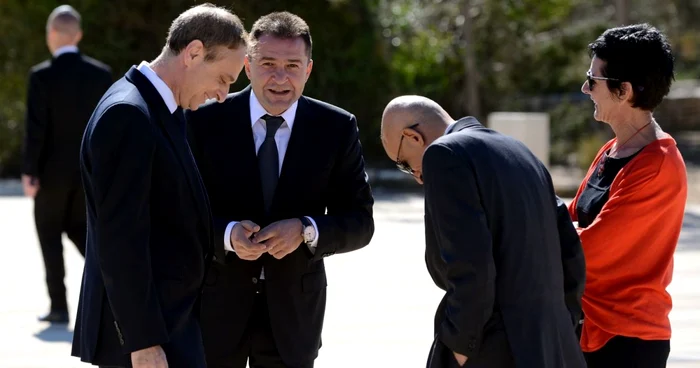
[125,67,211,244]
[228,88,266,211]
[275,97,314,205]
[233,87,260,175]
[159,108,211,234]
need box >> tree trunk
[461,0,481,119]
[616,0,629,25]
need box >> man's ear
[403,126,425,147]
[183,39,205,67]
[244,55,252,80]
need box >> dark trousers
[205,281,313,368]
[584,336,670,368]
[34,182,87,311]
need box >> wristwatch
[299,217,316,246]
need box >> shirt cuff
[224,221,237,253]
[305,216,319,252]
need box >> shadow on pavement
[33,324,73,343]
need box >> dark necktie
[259,114,284,213]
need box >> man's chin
[264,101,294,115]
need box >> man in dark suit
[71,4,248,368]
[21,5,112,323]
[186,11,375,368]
[380,95,586,368]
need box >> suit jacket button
[468,342,476,350]
[252,277,258,284]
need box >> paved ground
[0,191,698,367]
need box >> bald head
[47,5,81,36]
[381,95,452,145]
[46,5,83,54]
[380,95,453,183]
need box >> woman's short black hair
[589,23,675,111]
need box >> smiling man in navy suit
[72,4,248,368]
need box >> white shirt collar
[136,61,178,113]
[53,45,79,57]
[249,89,298,129]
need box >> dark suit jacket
[71,67,213,368]
[23,52,112,187]
[423,117,586,368]
[185,86,374,366]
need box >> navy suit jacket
[423,117,586,368]
[71,67,214,367]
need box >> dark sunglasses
[395,123,420,175]
[586,71,619,90]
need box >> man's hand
[131,345,168,368]
[453,351,468,366]
[22,174,39,198]
[231,220,265,261]
[252,218,303,260]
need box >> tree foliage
[2,0,700,175]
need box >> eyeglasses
[395,123,420,175]
[586,71,619,90]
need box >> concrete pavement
[0,192,698,367]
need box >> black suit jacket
[185,86,374,366]
[423,117,586,368]
[23,52,112,186]
[71,67,213,367]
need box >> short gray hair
[165,3,248,62]
[46,5,81,35]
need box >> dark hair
[166,3,247,62]
[47,5,81,34]
[249,12,312,59]
[589,23,675,111]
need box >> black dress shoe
[38,310,69,323]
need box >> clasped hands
[231,219,304,260]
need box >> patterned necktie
[259,114,284,213]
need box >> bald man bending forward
[379,96,586,368]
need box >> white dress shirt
[223,91,320,278]
[53,45,79,58]
[136,61,177,113]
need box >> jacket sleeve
[22,71,49,177]
[309,114,375,261]
[422,143,495,360]
[87,104,169,353]
[555,196,586,326]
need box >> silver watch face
[303,226,315,242]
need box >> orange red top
[568,134,687,352]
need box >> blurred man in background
[21,4,112,324]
